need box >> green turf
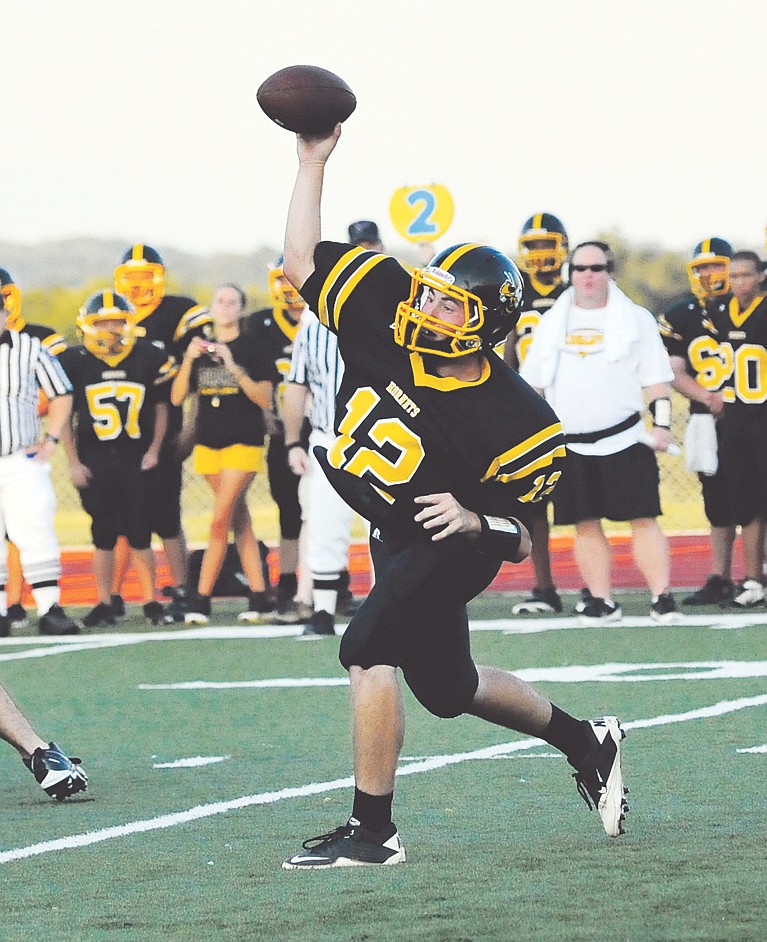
[1,595,766,941]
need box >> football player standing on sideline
[658,239,736,605]
[112,244,212,620]
[278,124,628,869]
[504,214,569,616]
[0,292,79,635]
[522,241,680,625]
[0,682,87,799]
[705,250,767,607]
[60,291,176,627]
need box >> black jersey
[706,292,767,419]
[59,340,175,455]
[299,242,566,534]
[512,272,566,367]
[190,333,276,449]
[243,306,299,414]
[658,293,722,416]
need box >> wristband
[478,514,523,561]
[44,433,60,445]
[649,397,672,429]
[285,442,305,452]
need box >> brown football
[257,65,356,135]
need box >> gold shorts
[193,444,265,475]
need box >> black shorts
[266,434,302,541]
[699,471,736,528]
[717,414,767,525]
[553,443,662,525]
[79,449,152,550]
[338,530,502,718]
[142,446,183,539]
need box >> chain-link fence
[49,392,707,548]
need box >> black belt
[564,411,641,445]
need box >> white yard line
[2,693,766,865]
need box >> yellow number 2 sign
[389,184,454,244]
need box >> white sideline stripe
[3,693,767,865]
[153,756,230,769]
[139,678,350,690]
[737,744,767,754]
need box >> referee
[0,293,79,636]
[282,310,357,636]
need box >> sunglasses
[571,263,610,273]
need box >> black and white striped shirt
[287,312,344,435]
[0,330,73,456]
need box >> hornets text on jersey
[298,242,566,538]
[59,339,175,455]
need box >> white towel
[684,413,718,476]
[527,281,642,388]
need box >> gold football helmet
[77,290,140,364]
[114,244,166,317]
[518,213,568,277]
[687,238,733,301]
[0,268,22,328]
[269,262,304,339]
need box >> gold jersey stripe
[332,255,388,331]
[496,444,567,483]
[481,422,563,482]
[173,305,212,342]
[317,247,367,328]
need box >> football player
[504,214,569,616]
[243,262,310,621]
[704,250,767,607]
[59,290,176,626]
[279,126,627,869]
[0,267,68,630]
[658,238,736,606]
[113,245,212,618]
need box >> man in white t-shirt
[521,241,680,625]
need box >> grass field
[1,592,766,942]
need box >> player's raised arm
[283,125,342,292]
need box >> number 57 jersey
[58,340,175,456]
[299,242,566,535]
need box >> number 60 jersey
[299,242,566,536]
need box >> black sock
[248,591,270,613]
[351,787,393,832]
[541,704,592,767]
[278,572,297,598]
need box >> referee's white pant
[0,451,62,585]
[299,429,356,580]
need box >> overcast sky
[3,0,765,261]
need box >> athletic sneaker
[301,610,336,637]
[143,601,173,625]
[732,579,765,608]
[578,597,622,626]
[164,586,191,623]
[650,592,683,625]
[273,599,313,625]
[570,717,628,838]
[683,574,734,606]
[82,602,116,628]
[238,591,274,624]
[110,594,127,618]
[282,817,405,869]
[38,605,80,636]
[24,742,88,800]
[574,587,593,615]
[7,603,28,629]
[184,595,211,625]
[512,586,563,615]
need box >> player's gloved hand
[24,742,88,800]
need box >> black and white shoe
[143,601,173,625]
[578,597,622,626]
[650,592,683,625]
[110,594,127,619]
[82,602,116,628]
[38,604,80,635]
[683,574,733,606]
[732,579,765,608]
[24,742,88,800]
[282,818,406,869]
[574,587,593,615]
[300,610,336,638]
[184,594,211,625]
[7,603,28,629]
[571,717,628,837]
[512,586,563,615]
